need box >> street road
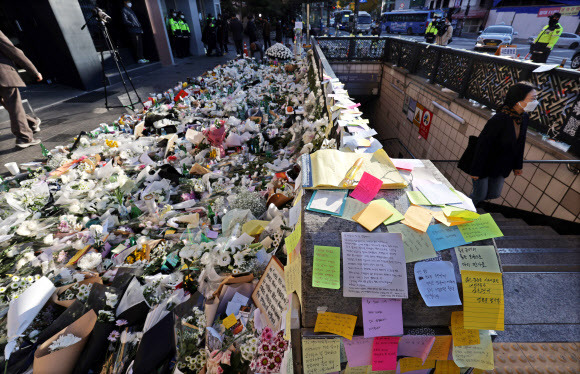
[325,28,578,68]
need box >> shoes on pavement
[31,118,41,134]
[16,138,41,149]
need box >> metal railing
[315,36,580,154]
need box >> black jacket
[245,20,258,43]
[230,18,244,41]
[470,112,527,178]
[121,7,143,34]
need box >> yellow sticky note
[432,211,474,227]
[402,205,433,232]
[461,270,504,331]
[284,219,302,255]
[357,138,371,147]
[222,314,237,329]
[455,246,501,273]
[373,199,405,226]
[284,253,302,304]
[399,357,436,372]
[407,191,435,205]
[353,200,393,231]
[442,205,480,220]
[450,311,480,346]
[345,364,370,374]
[302,338,341,374]
[426,336,452,361]
[284,308,292,341]
[242,220,269,236]
[434,360,460,374]
[67,245,91,266]
[452,330,495,370]
[314,312,357,340]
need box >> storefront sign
[538,6,580,17]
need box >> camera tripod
[82,8,143,111]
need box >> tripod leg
[100,49,110,109]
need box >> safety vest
[534,23,563,49]
[179,20,190,33]
[425,22,438,35]
[169,18,180,35]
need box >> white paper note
[414,261,462,307]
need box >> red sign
[418,108,433,140]
[538,7,561,17]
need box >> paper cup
[5,162,19,175]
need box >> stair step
[489,212,506,220]
[495,238,580,249]
[499,251,580,266]
[498,226,559,237]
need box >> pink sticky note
[343,337,373,367]
[348,103,361,109]
[372,336,400,371]
[397,335,436,363]
[362,298,403,338]
[206,230,219,239]
[350,172,383,204]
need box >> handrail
[430,159,580,163]
[380,138,417,159]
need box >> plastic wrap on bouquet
[51,276,103,308]
[132,313,176,374]
[116,277,150,326]
[85,283,122,313]
[111,267,144,294]
[32,310,97,374]
[173,291,204,319]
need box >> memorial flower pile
[265,43,293,60]
[0,52,327,373]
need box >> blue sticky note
[426,224,470,251]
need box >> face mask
[172,13,176,17]
[519,100,539,112]
[181,15,185,19]
[127,2,132,7]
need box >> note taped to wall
[399,357,436,373]
[450,311,480,346]
[362,298,403,338]
[284,218,302,255]
[397,335,436,363]
[312,245,341,289]
[425,336,452,361]
[434,360,460,374]
[461,270,504,331]
[314,312,357,340]
[372,336,400,371]
[302,338,341,374]
[343,337,373,367]
[284,252,302,304]
[452,330,495,370]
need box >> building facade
[0,0,217,91]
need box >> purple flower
[107,330,120,342]
[115,319,128,327]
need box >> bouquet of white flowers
[265,43,293,60]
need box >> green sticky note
[458,213,504,242]
[373,199,404,226]
[312,245,341,289]
[406,191,435,206]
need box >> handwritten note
[458,214,503,242]
[350,172,383,204]
[442,205,480,220]
[308,190,348,215]
[455,246,501,273]
[343,337,373,367]
[284,253,302,303]
[314,312,357,340]
[416,182,462,205]
[302,338,341,374]
[372,337,400,371]
[397,335,436,363]
[414,261,461,307]
[399,357,436,373]
[426,224,470,251]
[462,270,504,331]
[284,219,302,255]
[340,197,368,221]
[452,330,495,370]
[362,298,403,338]
[450,311,480,346]
[425,336,452,361]
[432,211,474,227]
[353,201,393,231]
[402,205,433,232]
[252,258,287,329]
[387,224,437,263]
[289,202,301,227]
[313,246,341,289]
[434,360,460,374]
[341,232,408,298]
[345,365,370,374]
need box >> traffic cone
[243,42,249,57]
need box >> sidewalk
[0,50,238,173]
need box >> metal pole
[352,0,360,35]
[307,2,310,40]
[327,1,331,28]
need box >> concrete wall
[486,10,580,40]
[372,64,580,223]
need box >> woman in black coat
[469,82,538,205]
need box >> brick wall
[372,64,580,223]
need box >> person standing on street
[245,15,258,44]
[0,30,43,148]
[436,17,453,46]
[230,15,244,56]
[424,14,439,44]
[121,0,148,63]
[262,17,271,50]
[178,12,191,57]
[216,14,228,55]
[468,82,537,206]
[202,14,218,56]
[249,42,264,62]
[531,12,563,63]
[166,10,181,57]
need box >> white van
[356,11,372,34]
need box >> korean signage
[418,108,433,140]
[538,6,580,17]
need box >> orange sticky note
[314,312,357,340]
[461,270,504,331]
[426,336,453,361]
[67,245,91,266]
[434,360,460,374]
[399,357,436,373]
[402,205,433,232]
[450,311,480,346]
[353,200,393,231]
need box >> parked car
[474,25,518,50]
[571,48,580,69]
[528,32,580,49]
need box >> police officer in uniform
[202,14,218,56]
[178,12,191,57]
[531,12,563,63]
[167,10,181,57]
[425,14,439,44]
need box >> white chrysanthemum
[48,334,81,352]
[217,252,231,267]
[77,252,102,270]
